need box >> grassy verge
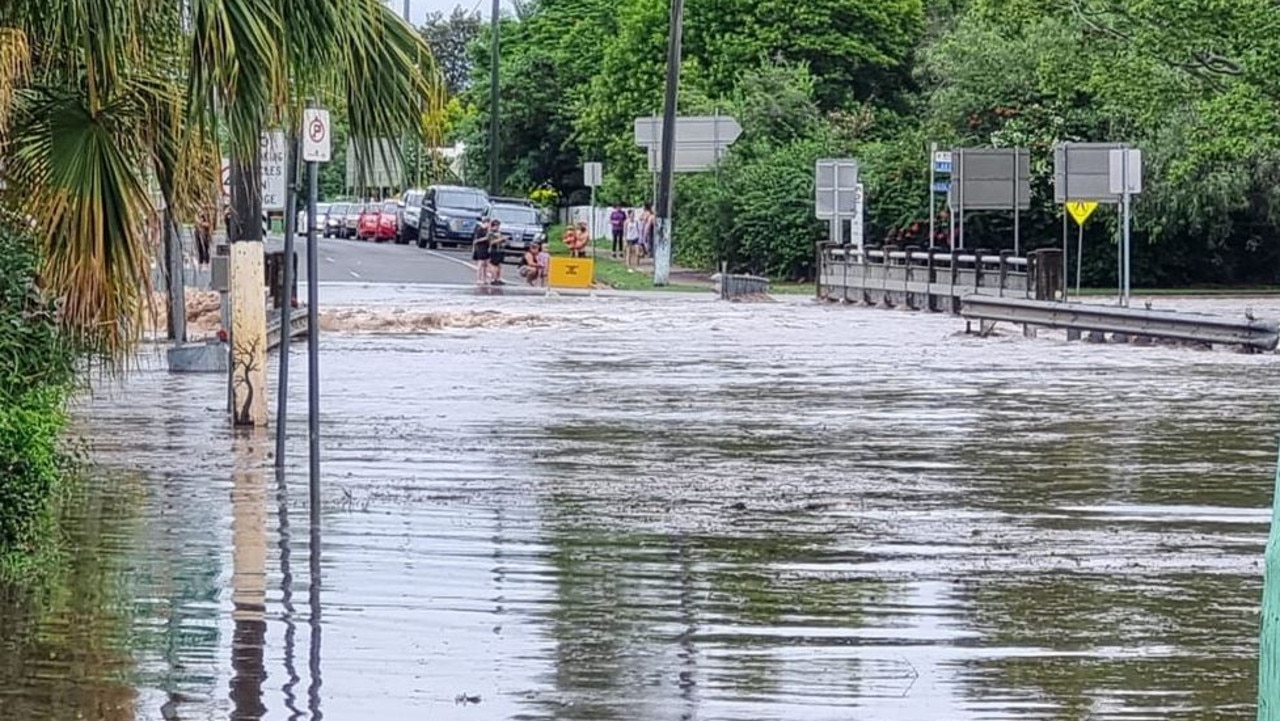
[545,225,706,292]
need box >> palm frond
[187,0,285,158]
[337,1,449,183]
[0,28,30,137]
[8,85,154,358]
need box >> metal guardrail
[819,244,1061,312]
[718,273,769,300]
[267,306,310,351]
[960,295,1280,351]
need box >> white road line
[425,249,477,270]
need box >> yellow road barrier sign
[548,256,595,289]
[1066,200,1099,226]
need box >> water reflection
[0,474,142,720]
[231,431,268,720]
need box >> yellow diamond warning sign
[1066,201,1099,226]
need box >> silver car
[344,203,364,239]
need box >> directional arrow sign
[1066,200,1098,226]
[634,115,742,147]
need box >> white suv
[402,189,425,237]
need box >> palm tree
[0,0,445,365]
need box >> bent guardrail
[960,295,1280,351]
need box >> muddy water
[2,288,1278,721]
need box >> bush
[676,136,832,279]
[0,222,79,557]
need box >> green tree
[420,7,483,97]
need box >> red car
[357,203,380,240]
[376,201,400,243]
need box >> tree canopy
[453,0,1280,286]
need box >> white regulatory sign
[302,108,332,163]
[259,131,286,212]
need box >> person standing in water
[472,219,492,285]
[487,219,507,285]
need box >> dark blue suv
[416,185,490,250]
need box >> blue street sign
[931,181,951,193]
[933,162,952,174]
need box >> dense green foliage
[0,222,79,562]
[450,0,1280,286]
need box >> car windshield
[436,191,487,211]
[382,202,398,213]
[317,204,331,214]
[329,204,346,215]
[489,205,539,226]
[404,191,424,206]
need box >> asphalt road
[267,235,476,285]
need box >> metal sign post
[275,133,299,470]
[929,148,951,248]
[1054,141,1131,304]
[301,104,331,525]
[948,148,1031,252]
[584,161,602,284]
[1108,147,1142,307]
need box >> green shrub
[0,221,79,558]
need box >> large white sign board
[260,131,286,212]
[634,115,742,174]
[633,116,742,146]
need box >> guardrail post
[905,245,920,310]
[1029,248,1064,301]
[998,250,1012,298]
[926,249,938,312]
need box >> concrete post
[229,242,269,426]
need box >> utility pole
[488,0,501,196]
[653,0,684,286]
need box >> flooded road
[2,287,1278,720]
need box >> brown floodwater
[1,285,1278,721]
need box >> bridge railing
[818,244,1062,312]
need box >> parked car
[401,188,425,240]
[343,203,363,239]
[416,185,490,250]
[357,204,381,240]
[483,202,546,254]
[491,196,537,209]
[377,200,401,243]
[325,202,350,238]
[296,203,331,236]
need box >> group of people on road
[471,217,549,287]
[609,203,656,270]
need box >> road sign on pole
[851,183,865,249]
[1066,201,1098,226]
[583,161,603,187]
[634,115,741,174]
[815,158,859,219]
[260,131,286,212]
[1109,147,1142,307]
[1108,148,1143,195]
[634,115,742,145]
[302,108,332,163]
